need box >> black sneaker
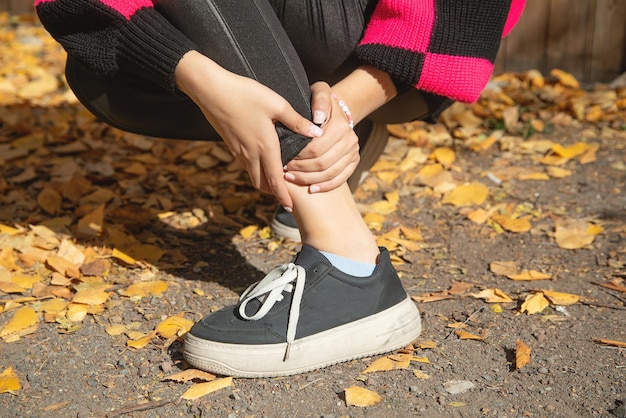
[183,245,421,377]
[271,121,389,241]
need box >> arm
[35,0,195,92]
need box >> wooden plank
[0,0,34,14]
[499,0,551,75]
[590,0,626,82]
[546,0,592,82]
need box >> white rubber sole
[183,296,421,378]
[270,216,301,242]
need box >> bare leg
[288,182,379,264]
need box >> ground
[0,14,625,418]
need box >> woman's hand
[283,82,361,192]
[284,66,397,193]
[174,50,322,210]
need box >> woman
[35,0,525,377]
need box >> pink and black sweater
[35,0,525,103]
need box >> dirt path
[0,16,625,418]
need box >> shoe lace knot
[238,263,306,361]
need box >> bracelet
[332,93,354,129]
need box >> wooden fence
[2,0,625,83]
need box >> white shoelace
[238,263,306,360]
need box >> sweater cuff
[116,8,196,93]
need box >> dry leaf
[163,369,216,383]
[105,324,128,336]
[489,261,519,277]
[520,292,549,315]
[37,187,62,214]
[542,290,580,305]
[550,69,580,88]
[592,338,626,348]
[471,288,514,303]
[0,306,40,341]
[180,377,233,400]
[76,204,105,238]
[127,330,157,349]
[432,146,456,168]
[363,357,402,373]
[516,339,531,369]
[508,270,552,281]
[156,315,194,338]
[491,214,532,233]
[120,280,168,298]
[455,329,485,340]
[72,285,111,305]
[555,219,603,249]
[417,341,437,349]
[413,370,431,380]
[240,225,258,239]
[0,367,21,393]
[344,386,383,407]
[442,182,489,207]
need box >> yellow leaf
[156,315,194,338]
[516,339,531,369]
[370,200,397,215]
[125,243,166,264]
[376,171,400,184]
[507,270,552,281]
[0,306,40,341]
[0,224,21,235]
[491,215,531,233]
[471,288,514,303]
[455,329,484,340]
[400,225,423,241]
[66,304,88,322]
[552,142,588,160]
[111,248,137,265]
[417,163,443,178]
[384,191,400,206]
[413,370,431,380]
[489,261,519,277]
[432,147,456,168]
[239,225,258,239]
[555,219,601,249]
[542,290,580,305]
[517,172,549,181]
[344,386,383,407]
[0,367,21,393]
[467,208,489,224]
[180,377,233,400]
[363,212,385,232]
[547,166,572,178]
[592,338,626,348]
[520,292,549,315]
[38,298,69,314]
[105,324,128,336]
[127,330,157,349]
[490,304,503,313]
[120,280,168,298]
[550,69,580,88]
[363,357,398,373]
[417,341,437,349]
[163,369,216,383]
[72,285,111,305]
[442,182,489,207]
[411,356,430,364]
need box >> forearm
[331,65,397,125]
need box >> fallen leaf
[542,290,580,305]
[0,306,40,341]
[471,288,514,303]
[120,280,168,298]
[520,292,549,314]
[156,315,194,338]
[0,367,21,393]
[412,370,431,379]
[127,330,157,349]
[455,329,485,340]
[507,270,552,281]
[592,338,626,348]
[442,182,489,207]
[163,369,216,383]
[417,341,437,349]
[344,386,383,407]
[180,377,233,400]
[432,146,456,168]
[105,324,128,336]
[550,68,580,88]
[239,225,258,239]
[555,219,603,249]
[76,204,105,238]
[489,261,519,277]
[516,339,531,369]
[72,285,111,305]
[491,214,532,233]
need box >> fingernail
[309,185,320,193]
[283,206,293,213]
[284,172,295,181]
[309,124,323,137]
[283,165,288,171]
[313,110,326,124]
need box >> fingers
[310,82,332,125]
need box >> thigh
[269,0,373,77]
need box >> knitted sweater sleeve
[355,0,526,103]
[34,0,196,93]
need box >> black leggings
[66,0,447,164]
